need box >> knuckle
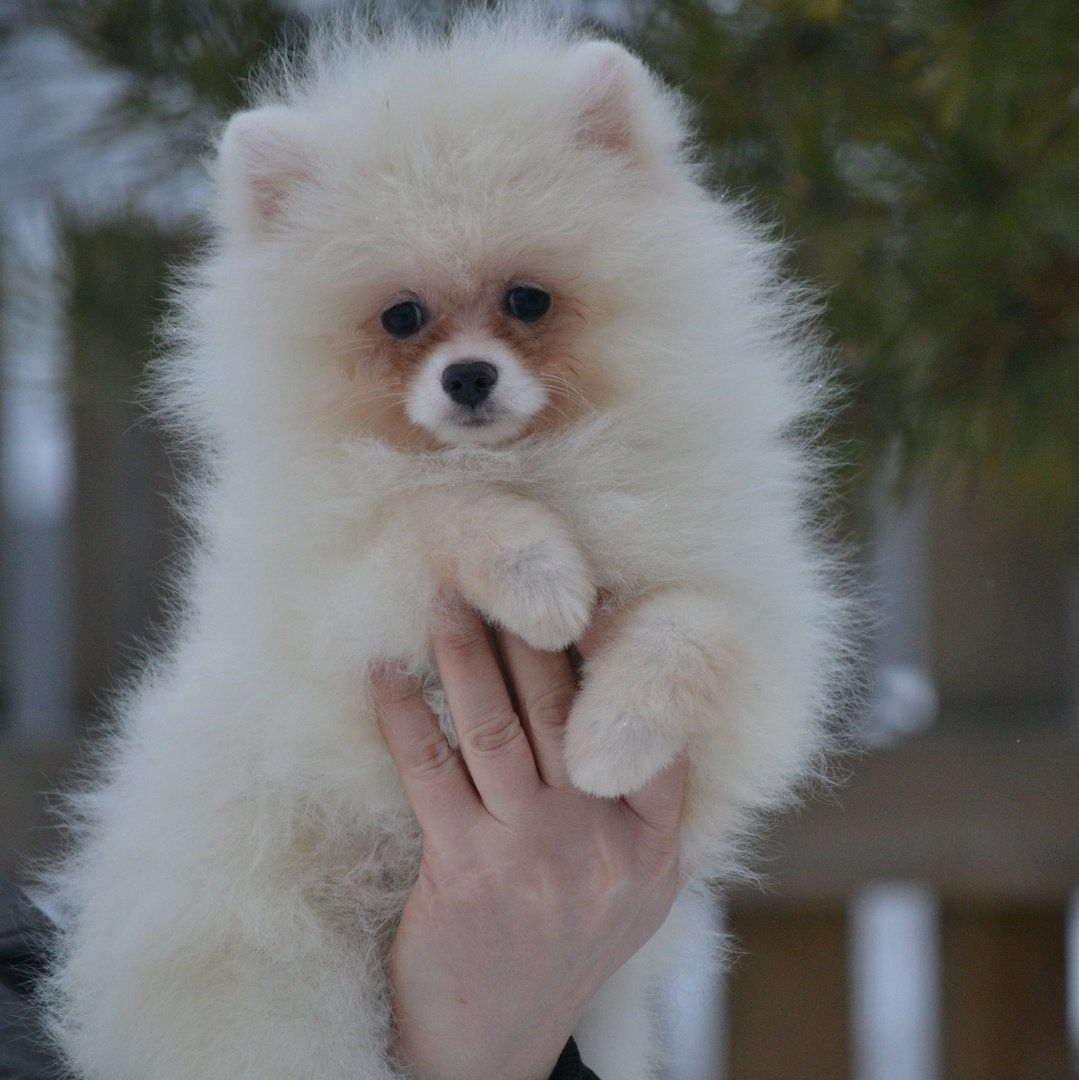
[434,615,489,659]
[404,730,457,781]
[524,680,576,731]
[372,678,421,713]
[464,707,526,758]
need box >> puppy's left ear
[215,105,316,243]
[572,41,682,174]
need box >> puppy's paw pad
[490,540,595,650]
[565,700,683,798]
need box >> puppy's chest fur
[333,426,679,591]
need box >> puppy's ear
[216,106,315,241]
[573,42,676,172]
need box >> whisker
[325,386,406,426]
[357,394,409,426]
[539,372,594,412]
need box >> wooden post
[726,906,850,1080]
[941,905,1071,1080]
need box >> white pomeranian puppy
[45,9,851,1079]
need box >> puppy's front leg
[409,485,596,651]
[565,588,735,798]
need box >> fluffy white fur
[45,10,852,1079]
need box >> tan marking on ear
[248,161,311,228]
[219,107,315,237]
[574,42,652,164]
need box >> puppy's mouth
[438,402,530,445]
[454,406,501,428]
[405,351,548,447]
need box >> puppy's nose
[441,360,498,407]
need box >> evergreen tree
[4,0,1077,548]
[631,0,1079,546]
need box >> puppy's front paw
[565,687,685,797]
[443,493,595,651]
[486,535,595,651]
[564,591,730,797]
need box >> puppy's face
[215,38,683,450]
[337,273,604,451]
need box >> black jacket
[0,878,65,1080]
[0,878,599,1080]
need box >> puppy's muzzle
[441,360,498,407]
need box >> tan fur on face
[333,276,617,450]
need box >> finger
[431,606,542,820]
[575,598,623,662]
[494,629,577,788]
[621,756,689,839]
[371,664,480,840]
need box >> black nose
[441,360,498,407]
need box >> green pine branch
[13,0,1078,548]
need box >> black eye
[505,286,551,323]
[381,300,426,338]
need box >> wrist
[392,1003,580,1080]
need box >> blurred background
[1,0,1077,1077]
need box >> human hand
[372,605,688,1080]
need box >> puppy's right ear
[216,106,314,242]
[573,42,679,176]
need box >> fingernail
[428,592,473,635]
[369,660,412,693]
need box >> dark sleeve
[550,1038,601,1080]
[0,878,67,1079]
